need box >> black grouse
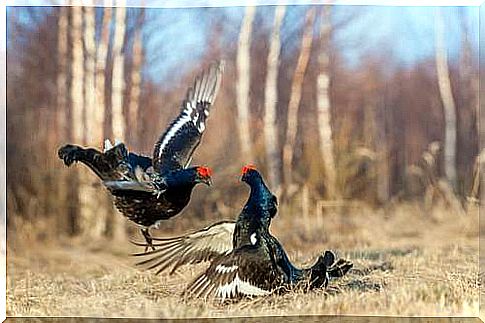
[58,61,224,249]
[133,165,353,300]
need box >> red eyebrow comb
[241,164,257,175]
[197,166,212,177]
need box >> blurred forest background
[6,3,481,243]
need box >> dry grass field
[6,203,480,319]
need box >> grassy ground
[6,203,480,318]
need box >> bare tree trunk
[56,6,69,235]
[84,5,97,144]
[57,7,68,143]
[96,3,112,139]
[111,1,127,141]
[79,3,107,239]
[435,8,457,189]
[128,9,144,148]
[316,6,338,199]
[264,5,285,192]
[71,6,84,145]
[69,5,85,235]
[282,8,315,189]
[110,1,128,241]
[236,6,256,162]
[93,0,114,240]
[468,152,482,204]
[459,10,479,195]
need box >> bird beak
[203,177,212,187]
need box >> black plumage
[134,166,352,300]
[58,61,224,249]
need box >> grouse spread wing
[152,61,224,173]
[133,221,235,275]
[186,244,281,301]
[58,142,130,180]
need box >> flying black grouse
[133,165,353,300]
[58,61,224,249]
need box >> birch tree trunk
[435,8,457,189]
[69,5,85,235]
[97,3,115,240]
[459,11,479,195]
[128,9,144,148]
[111,2,127,142]
[56,6,69,234]
[96,3,112,138]
[84,5,97,144]
[282,8,315,188]
[236,6,256,162]
[264,5,285,192]
[111,1,128,240]
[57,7,68,143]
[316,6,338,199]
[79,3,108,239]
[71,6,84,145]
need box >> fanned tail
[327,258,353,279]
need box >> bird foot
[141,229,156,252]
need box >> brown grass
[6,203,480,318]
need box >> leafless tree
[111,2,127,142]
[70,6,84,145]
[236,6,256,162]
[69,6,89,235]
[264,5,285,192]
[282,7,315,190]
[110,1,128,240]
[316,6,338,199]
[128,9,145,148]
[435,8,457,189]
[83,5,96,144]
[56,6,69,233]
[95,2,112,139]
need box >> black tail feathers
[326,252,353,279]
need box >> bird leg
[141,228,156,252]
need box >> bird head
[240,165,278,219]
[240,164,260,184]
[195,166,213,186]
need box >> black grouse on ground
[58,61,224,249]
[133,165,353,300]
